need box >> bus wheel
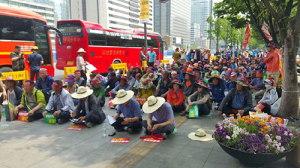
[113,60,122,75]
[0,67,13,73]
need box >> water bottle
[103,123,107,137]
[212,101,215,111]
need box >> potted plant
[213,115,299,166]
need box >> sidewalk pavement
[0,98,295,168]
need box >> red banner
[261,22,273,41]
[243,22,251,48]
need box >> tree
[206,15,225,49]
[214,0,300,117]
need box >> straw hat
[71,86,93,99]
[77,48,86,53]
[235,79,250,87]
[142,96,165,114]
[112,89,134,104]
[188,129,213,142]
[195,81,211,89]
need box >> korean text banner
[140,0,149,23]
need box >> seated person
[223,71,231,88]
[71,86,106,128]
[104,72,117,97]
[258,78,278,114]
[111,89,142,134]
[74,70,86,86]
[142,96,175,139]
[249,70,265,97]
[136,78,156,105]
[91,78,105,107]
[182,69,197,98]
[182,81,211,117]
[106,67,114,81]
[126,70,136,88]
[209,74,228,104]
[167,79,185,113]
[1,77,23,106]
[111,75,132,97]
[218,79,252,116]
[173,64,184,81]
[228,72,237,89]
[148,73,158,86]
[194,71,201,82]
[35,68,54,103]
[142,68,153,79]
[43,80,75,124]
[156,70,171,98]
[170,71,180,82]
[133,73,142,95]
[14,80,46,122]
[65,74,79,105]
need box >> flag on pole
[243,22,251,48]
[261,22,273,41]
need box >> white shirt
[76,55,87,70]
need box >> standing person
[71,86,106,128]
[111,89,143,134]
[172,48,181,63]
[263,43,280,84]
[140,47,146,66]
[28,46,43,81]
[42,80,75,124]
[14,80,46,122]
[10,46,25,84]
[147,47,157,67]
[76,48,88,83]
[142,96,175,139]
[203,50,211,62]
[35,68,54,103]
[180,48,187,62]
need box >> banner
[275,48,284,78]
[140,0,149,23]
[261,22,273,41]
[243,22,251,48]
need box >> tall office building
[0,0,56,49]
[154,0,191,45]
[191,0,212,38]
[69,0,154,31]
[190,23,200,45]
[54,0,69,21]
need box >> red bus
[0,6,63,77]
[55,19,164,73]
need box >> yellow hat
[31,46,38,50]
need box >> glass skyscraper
[191,0,212,38]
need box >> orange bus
[56,19,164,73]
[0,6,63,77]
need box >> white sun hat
[71,86,93,99]
[77,48,86,53]
[142,96,165,114]
[112,89,134,105]
[188,129,214,142]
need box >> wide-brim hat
[148,73,158,81]
[112,90,134,104]
[140,79,153,89]
[170,79,182,88]
[208,74,221,83]
[71,86,93,99]
[195,81,211,89]
[142,96,165,114]
[235,79,250,87]
[77,48,86,53]
[188,129,213,142]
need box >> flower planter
[217,142,293,166]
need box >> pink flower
[276,136,281,141]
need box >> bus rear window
[57,22,83,37]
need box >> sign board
[142,61,147,68]
[161,60,169,64]
[63,67,77,81]
[111,63,128,75]
[111,138,130,143]
[139,0,149,23]
[44,114,56,124]
[189,105,199,118]
[18,111,28,122]
[136,97,146,105]
[67,125,85,131]
[1,71,29,81]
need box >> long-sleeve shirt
[263,51,280,72]
[35,75,54,93]
[45,89,75,113]
[76,55,87,70]
[127,76,136,88]
[188,91,210,105]
[111,84,132,94]
[259,88,278,105]
[167,89,184,106]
